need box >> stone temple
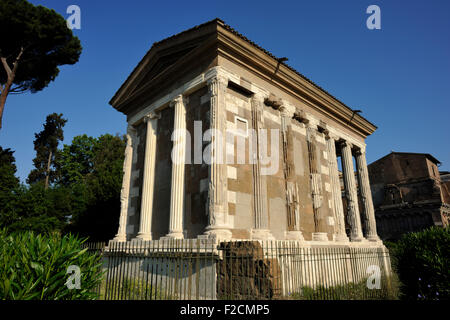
[109,18,383,248]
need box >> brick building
[368,152,450,240]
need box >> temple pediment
[110,20,220,110]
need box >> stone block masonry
[107,19,389,296]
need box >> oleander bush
[0,229,104,300]
[388,226,449,300]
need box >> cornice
[216,26,376,138]
[114,36,218,115]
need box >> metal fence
[83,239,395,300]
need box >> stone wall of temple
[114,64,381,244]
[151,106,174,239]
[184,86,210,238]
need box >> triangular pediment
[110,19,220,108]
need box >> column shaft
[136,112,159,241]
[306,124,328,242]
[167,95,186,239]
[340,141,364,241]
[204,76,231,240]
[282,107,304,241]
[113,125,135,242]
[251,94,273,240]
[356,150,380,241]
[326,135,348,242]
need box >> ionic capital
[252,91,267,102]
[338,139,352,149]
[279,105,292,117]
[144,111,161,122]
[207,75,228,96]
[326,132,339,141]
[305,121,319,131]
[354,148,365,157]
[169,95,183,108]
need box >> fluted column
[135,112,160,241]
[203,75,232,240]
[340,140,364,241]
[113,125,136,242]
[166,95,186,239]
[281,106,304,241]
[251,93,274,240]
[306,123,328,241]
[326,134,349,242]
[355,149,380,241]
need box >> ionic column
[203,75,232,240]
[355,149,380,241]
[251,93,274,240]
[135,112,160,241]
[326,134,349,242]
[340,140,364,241]
[113,125,136,242]
[306,123,328,241]
[166,95,186,239]
[281,106,304,241]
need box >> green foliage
[100,276,172,300]
[0,0,82,129]
[59,133,126,241]
[389,226,449,300]
[0,229,103,300]
[0,0,82,93]
[0,132,125,241]
[0,146,72,234]
[0,146,19,192]
[27,113,67,187]
[57,135,96,186]
[4,183,72,234]
[0,146,20,226]
[289,277,399,300]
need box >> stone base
[366,235,381,242]
[312,232,329,242]
[202,228,232,241]
[285,231,305,241]
[112,234,127,242]
[133,233,152,241]
[333,233,350,243]
[162,232,184,240]
[251,229,275,240]
[349,236,365,242]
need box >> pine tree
[27,113,67,188]
[0,146,19,193]
[0,0,82,129]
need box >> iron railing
[82,239,395,300]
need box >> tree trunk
[45,150,52,189]
[0,48,24,130]
[0,80,13,130]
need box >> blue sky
[1,0,449,182]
